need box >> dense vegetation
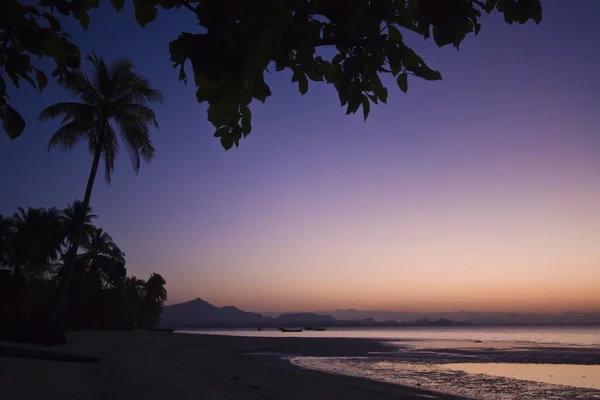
[39,54,163,322]
[1,0,542,148]
[0,201,167,344]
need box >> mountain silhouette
[160,298,268,328]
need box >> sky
[1,2,599,313]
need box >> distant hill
[161,298,599,328]
[160,298,268,328]
[312,309,600,325]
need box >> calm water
[186,326,600,398]
[443,363,600,390]
[293,358,600,399]
[183,326,600,347]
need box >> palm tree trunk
[51,134,104,323]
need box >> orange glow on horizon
[165,157,600,314]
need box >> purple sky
[1,2,599,312]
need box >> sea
[182,326,600,347]
[183,326,600,400]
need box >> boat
[304,327,315,331]
[313,328,326,331]
[279,328,303,333]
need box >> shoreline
[0,330,469,400]
[2,330,600,399]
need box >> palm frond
[86,52,112,100]
[110,59,135,83]
[39,102,95,122]
[115,104,159,128]
[57,71,102,105]
[102,124,119,184]
[114,111,155,172]
[123,76,164,105]
[47,120,90,151]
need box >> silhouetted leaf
[291,70,306,94]
[332,54,344,64]
[299,74,308,94]
[35,69,48,92]
[133,0,157,27]
[484,0,498,13]
[241,105,251,137]
[397,73,408,93]
[213,126,229,138]
[0,77,5,101]
[346,89,362,115]
[252,82,271,103]
[1,104,26,139]
[74,11,90,29]
[420,68,442,81]
[110,0,125,11]
[44,13,62,30]
[361,96,370,121]
[388,25,403,44]
[207,103,235,127]
[371,75,388,103]
[159,0,180,9]
[306,70,323,82]
[221,136,234,151]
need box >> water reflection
[292,357,600,399]
[443,363,600,390]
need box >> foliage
[61,199,98,245]
[0,0,95,139]
[1,0,542,149]
[8,207,64,278]
[40,53,163,183]
[131,0,543,150]
[38,54,161,322]
[143,272,168,326]
[0,202,167,339]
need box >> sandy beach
[0,330,468,400]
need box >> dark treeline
[0,200,167,343]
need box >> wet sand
[0,330,467,400]
[292,339,600,400]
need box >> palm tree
[0,215,14,268]
[10,207,64,278]
[82,227,124,263]
[82,227,126,288]
[120,275,147,327]
[124,276,146,298]
[145,273,167,303]
[61,200,97,249]
[143,273,167,326]
[39,53,163,321]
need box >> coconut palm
[124,276,146,297]
[82,227,126,288]
[39,53,163,320]
[143,273,167,326]
[10,207,64,278]
[145,273,167,303]
[0,215,14,268]
[82,227,124,263]
[61,200,97,249]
